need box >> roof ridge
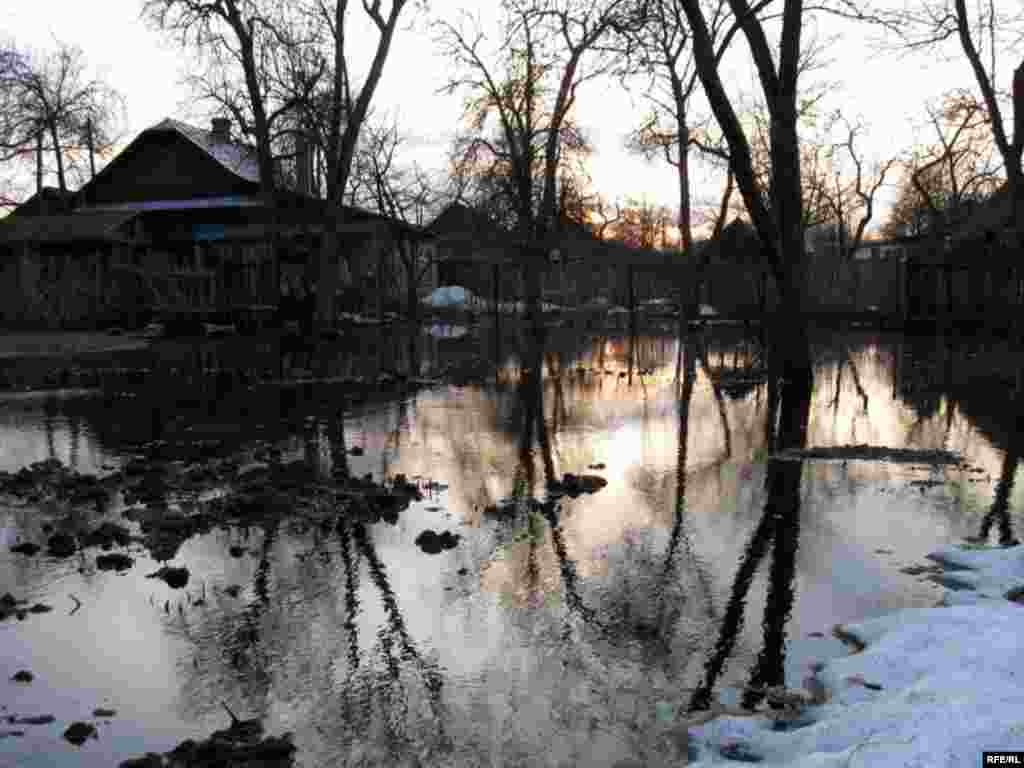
[146,117,260,185]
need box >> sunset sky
[1,0,1008,232]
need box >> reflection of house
[0,117,427,328]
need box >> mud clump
[415,529,461,554]
[0,459,110,510]
[1005,586,1024,604]
[97,553,135,571]
[0,594,27,621]
[63,721,97,746]
[9,714,55,725]
[147,566,190,589]
[119,704,295,768]
[47,532,77,558]
[124,507,213,562]
[83,522,132,550]
[548,473,608,497]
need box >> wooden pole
[628,263,636,336]
[36,124,44,214]
[87,118,96,180]
[492,261,500,320]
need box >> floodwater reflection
[0,325,1021,766]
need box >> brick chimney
[210,117,232,143]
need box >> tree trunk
[47,121,66,195]
[677,118,695,331]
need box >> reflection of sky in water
[0,331,1020,766]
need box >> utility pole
[87,117,96,179]
[35,121,44,215]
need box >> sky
[1,0,1004,234]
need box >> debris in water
[10,670,33,683]
[47,532,77,558]
[97,553,135,571]
[776,444,961,464]
[10,714,55,725]
[63,721,97,746]
[9,542,40,556]
[415,529,460,554]
[147,566,189,589]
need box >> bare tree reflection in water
[975,427,1022,546]
[690,363,812,713]
[44,394,58,460]
[663,337,717,631]
[349,522,449,752]
[539,333,717,660]
[694,333,732,460]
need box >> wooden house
[904,185,1024,320]
[426,203,520,302]
[0,117,426,329]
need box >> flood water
[0,323,1020,767]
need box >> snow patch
[687,544,1024,766]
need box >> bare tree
[814,113,897,257]
[853,0,1024,215]
[436,0,640,327]
[680,0,813,376]
[618,196,678,249]
[0,39,125,200]
[882,90,1001,238]
[350,114,441,318]
[586,193,624,239]
[624,0,775,258]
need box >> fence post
[492,261,500,320]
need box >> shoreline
[685,541,1024,766]
[0,332,151,359]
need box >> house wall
[0,242,125,329]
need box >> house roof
[10,187,76,217]
[701,218,763,265]
[0,211,138,244]
[428,202,508,240]
[146,117,261,184]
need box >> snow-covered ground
[687,542,1024,766]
